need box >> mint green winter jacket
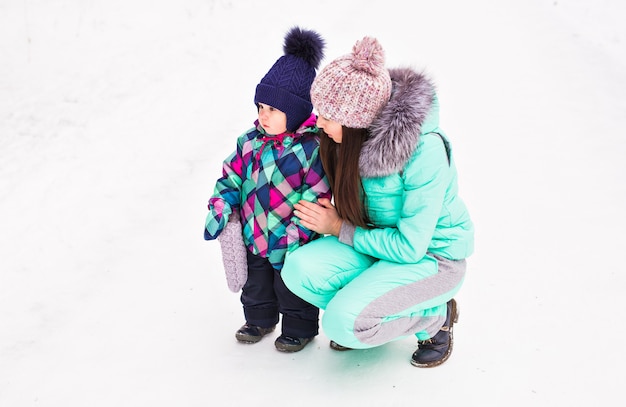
[342,68,474,263]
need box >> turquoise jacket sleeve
[353,134,451,263]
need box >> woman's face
[316,115,343,143]
[257,103,287,135]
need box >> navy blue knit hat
[254,27,325,132]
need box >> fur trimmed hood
[359,68,436,178]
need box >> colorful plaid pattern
[205,114,331,269]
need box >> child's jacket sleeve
[204,139,245,240]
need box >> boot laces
[418,324,451,345]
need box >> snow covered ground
[1,0,624,405]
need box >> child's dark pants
[241,251,319,339]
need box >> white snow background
[1,0,625,405]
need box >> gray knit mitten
[217,212,248,292]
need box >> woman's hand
[294,198,343,236]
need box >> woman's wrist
[333,219,343,237]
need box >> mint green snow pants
[282,236,466,348]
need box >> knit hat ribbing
[254,27,325,132]
[311,37,392,129]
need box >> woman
[281,37,474,367]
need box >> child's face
[257,103,287,135]
[316,115,343,143]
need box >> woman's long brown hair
[319,127,372,229]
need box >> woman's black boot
[411,299,459,368]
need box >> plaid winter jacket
[204,114,331,269]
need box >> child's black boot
[235,323,276,343]
[274,334,314,352]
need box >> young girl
[204,27,330,353]
[282,37,474,366]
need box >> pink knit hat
[311,36,392,129]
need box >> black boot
[329,340,352,351]
[274,334,314,352]
[411,299,459,368]
[235,323,276,343]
